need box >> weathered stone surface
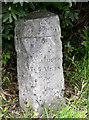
[15,10,64,116]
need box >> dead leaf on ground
[3,91,12,96]
[0,92,6,101]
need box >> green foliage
[81,29,89,50]
[71,51,89,89]
[60,9,79,28]
[64,27,89,88]
[1,81,87,118]
[64,41,75,66]
[3,76,11,88]
[0,105,10,118]
[57,80,87,118]
[2,51,10,65]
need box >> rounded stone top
[23,10,56,20]
[15,10,61,38]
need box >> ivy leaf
[29,2,35,10]
[69,13,74,21]
[74,13,79,20]
[19,9,26,16]
[8,36,10,40]
[12,10,23,16]
[3,12,9,22]
[9,14,12,23]
[11,12,17,20]
[63,6,70,11]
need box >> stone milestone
[15,10,65,116]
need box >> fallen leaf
[7,99,11,102]
[0,92,6,100]
[3,91,11,96]
[12,104,16,109]
[11,94,15,97]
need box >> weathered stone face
[15,10,64,116]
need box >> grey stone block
[15,10,65,116]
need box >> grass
[0,83,88,118]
